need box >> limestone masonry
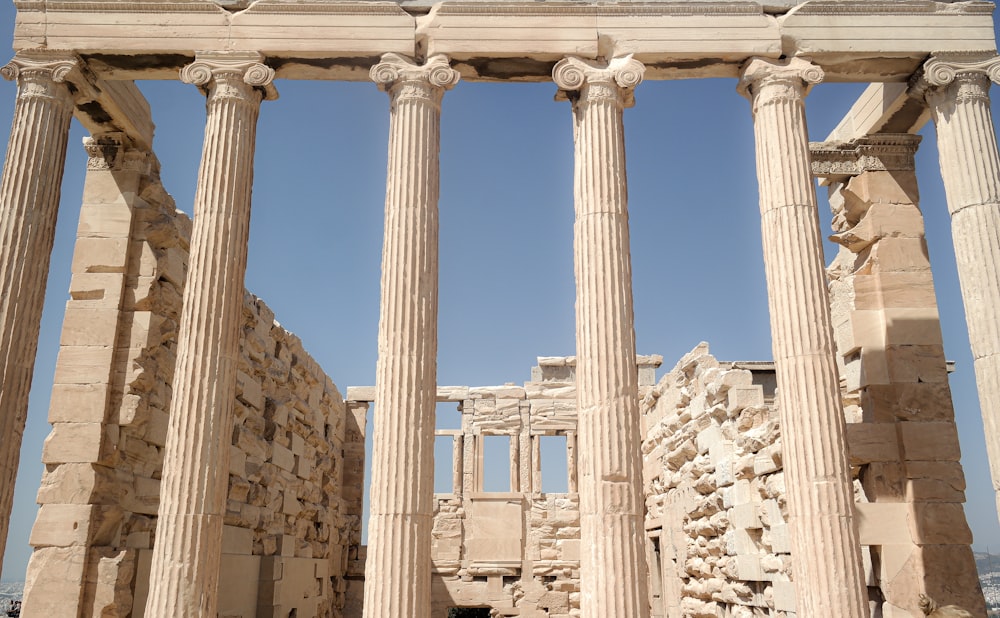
[1,0,1000,616]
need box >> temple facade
[0,0,998,616]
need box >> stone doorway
[447,607,492,618]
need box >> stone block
[219,554,261,617]
[884,345,948,384]
[77,200,134,234]
[272,443,295,472]
[59,306,120,347]
[866,237,930,274]
[41,423,109,464]
[68,272,125,308]
[861,382,954,423]
[908,503,973,545]
[71,237,130,274]
[223,525,254,555]
[236,370,264,411]
[35,463,114,505]
[899,422,961,461]
[845,422,899,465]
[772,580,796,612]
[734,555,763,581]
[769,523,791,554]
[29,503,122,548]
[729,503,760,530]
[19,546,87,615]
[844,171,921,209]
[48,383,109,424]
[53,346,115,385]
[855,502,911,545]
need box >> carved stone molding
[1,52,80,107]
[738,56,824,108]
[83,132,153,174]
[180,51,278,102]
[810,133,922,179]
[552,55,644,107]
[369,53,460,106]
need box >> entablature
[11,0,997,82]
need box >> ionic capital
[738,56,824,106]
[922,54,1000,88]
[180,51,277,103]
[370,54,460,105]
[911,53,1000,104]
[553,55,645,108]
[1,51,81,108]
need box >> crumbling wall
[22,143,348,618]
[642,345,793,618]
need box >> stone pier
[363,53,459,618]
[0,52,76,580]
[739,56,869,617]
[553,55,650,618]
[918,54,1000,526]
[144,52,275,617]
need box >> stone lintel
[11,1,996,82]
[810,134,922,180]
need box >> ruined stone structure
[1,0,1000,616]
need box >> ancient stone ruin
[1,0,1000,616]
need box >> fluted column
[144,52,275,618]
[0,53,77,577]
[917,54,1000,523]
[553,55,649,618]
[738,57,868,617]
[364,53,458,618]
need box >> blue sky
[2,3,1000,582]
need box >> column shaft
[364,53,458,618]
[922,55,1000,521]
[144,53,273,618]
[0,54,76,577]
[553,55,650,618]
[740,57,868,617]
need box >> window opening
[481,435,511,492]
[539,434,568,493]
[434,434,456,494]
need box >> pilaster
[144,51,274,618]
[739,56,868,617]
[813,134,985,616]
[915,53,1000,533]
[363,53,458,618]
[553,54,650,618]
[0,52,78,578]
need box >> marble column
[553,55,650,618]
[918,54,1000,524]
[144,52,275,618]
[0,52,77,577]
[738,57,868,617]
[364,53,458,618]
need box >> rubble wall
[642,345,794,618]
[21,152,348,618]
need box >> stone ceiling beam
[827,82,931,144]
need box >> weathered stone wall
[642,339,986,618]
[21,148,349,618]
[642,345,794,618]
[345,356,661,617]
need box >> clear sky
[2,2,1000,584]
